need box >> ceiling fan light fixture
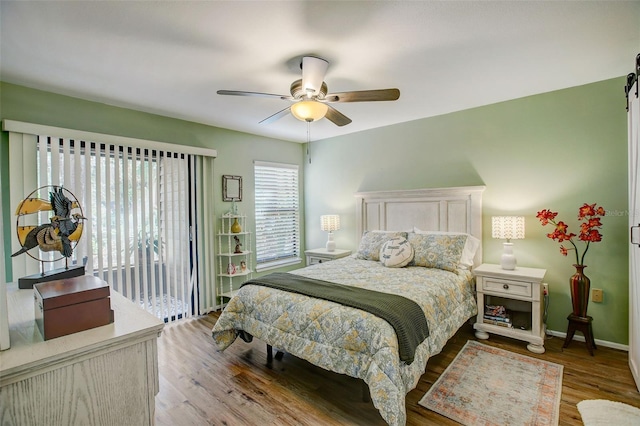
[291,100,328,122]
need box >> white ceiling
[1,1,639,143]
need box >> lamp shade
[291,101,328,122]
[320,215,340,232]
[492,216,525,241]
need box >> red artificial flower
[581,217,602,230]
[556,221,568,233]
[580,229,602,243]
[578,203,597,218]
[537,203,605,266]
[536,209,558,225]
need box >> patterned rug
[419,340,563,425]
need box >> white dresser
[0,282,164,425]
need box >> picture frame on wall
[223,175,242,202]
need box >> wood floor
[155,312,640,425]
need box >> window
[254,161,301,270]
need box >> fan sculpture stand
[13,185,86,289]
[18,265,85,290]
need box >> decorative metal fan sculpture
[12,185,86,288]
[217,55,400,126]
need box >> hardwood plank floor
[156,312,640,425]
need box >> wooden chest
[34,275,114,340]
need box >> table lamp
[320,215,340,252]
[492,216,525,270]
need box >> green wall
[1,78,631,345]
[304,77,629,345]
[0,82,306,282]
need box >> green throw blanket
[241,272,429,364]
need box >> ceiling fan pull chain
[307,121,312,164]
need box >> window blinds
[254,161,301,270]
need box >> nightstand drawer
[482,277,531,298]
[308,256,325,265]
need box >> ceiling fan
[217,56,400,127]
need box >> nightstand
[305,248,351,265]
[473,263,547,354]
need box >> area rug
[577,399,640,425]
[419,340,563,426]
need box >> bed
[212,186,485,425]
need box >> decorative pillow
[379,237,414,268]
[408,232,468,272]
[355,231,408,261]
[413,228,480,269]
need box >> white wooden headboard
[354,186,486,265]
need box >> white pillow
[355,230,408,261]
[379,237,414,268]
[413,228,480,268]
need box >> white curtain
[6,120,217,322]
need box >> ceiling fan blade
[217,90,290,100]
[325,105,352,127]
[259,106,291,125]
[325,88,400,103]
[302,56,329,97]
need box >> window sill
[256,257,302,272]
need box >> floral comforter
[211,256,477,425]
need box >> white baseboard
[546,328,629,352]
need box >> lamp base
[500,242,517,270]
[326,232,336,252]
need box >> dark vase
[570,264,590,317]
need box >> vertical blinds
[41,138,193,321]
[254,161,301,270]
[6,120,217,322]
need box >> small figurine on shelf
[234,235,242,253]
[227,262,236,275]
[240,260,247,273]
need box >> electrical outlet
[592,288,604,303]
